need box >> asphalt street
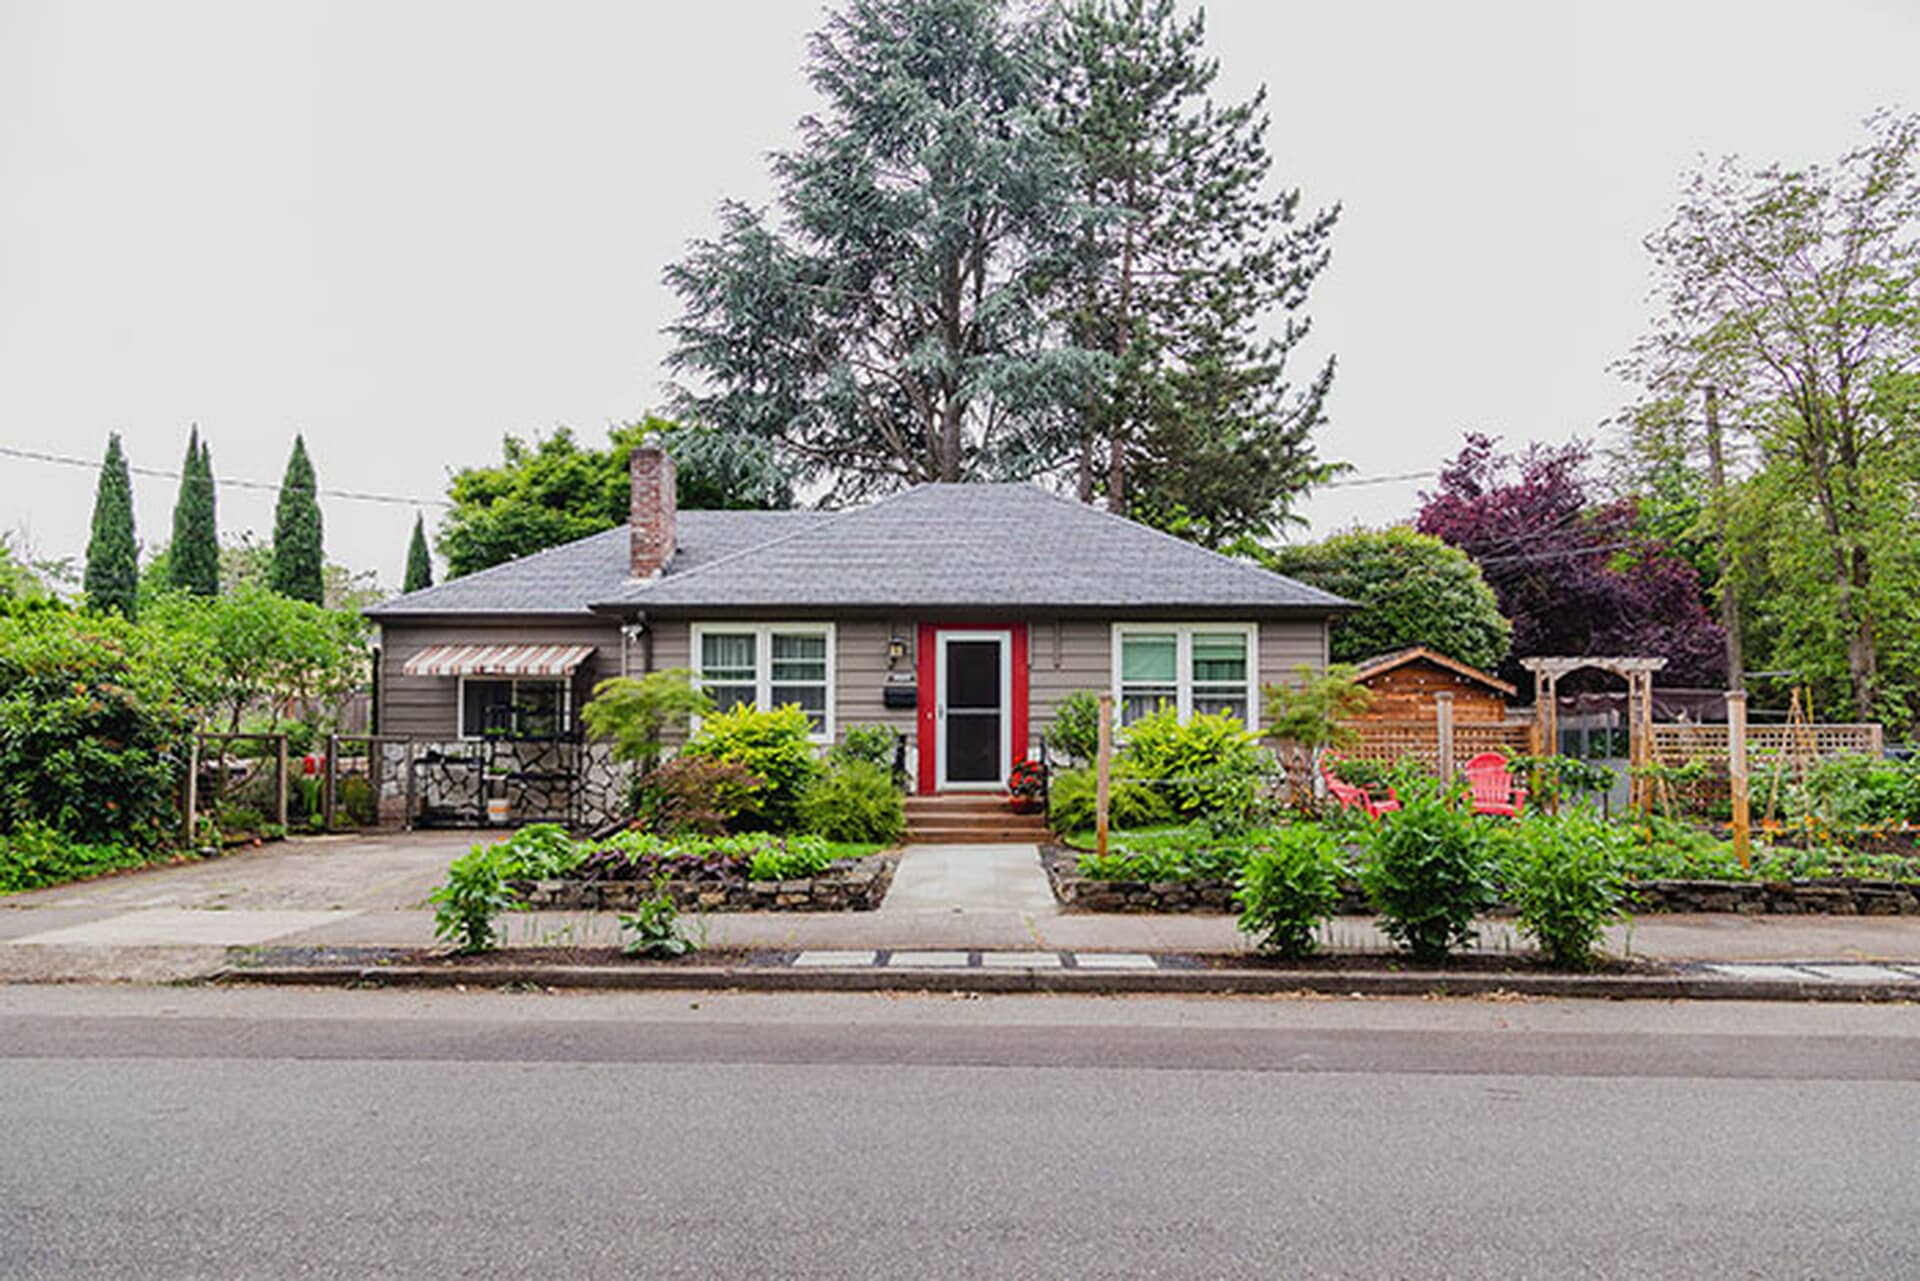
[3,987,1917,1279]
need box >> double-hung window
[692,623,834,739]
[1113,624,1258,728]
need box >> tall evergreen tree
[403,513,434,592]
[666,0,1102,500]
[1048,0,1340,546]
[268,434,325,605]
[167,427,220,596]
[84,433,139,618]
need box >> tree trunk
[1847,542,1877,720]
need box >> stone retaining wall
[520,853,897,913]
[1043,848,1920,916]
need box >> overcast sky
[2,0,1914,590]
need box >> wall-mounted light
[887,636,907,667]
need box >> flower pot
[1009,797,1043,815]
[486,797,512,825]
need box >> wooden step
[905,824,1052,844]
[905,793,1018,812]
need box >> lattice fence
[1648,722,1885,813]
[1340,720,1535,772]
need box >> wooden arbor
[1520,656,1667,813]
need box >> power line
[0,444,450,509]
[1318,468,1437,489]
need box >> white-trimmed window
[691,623,835,739]
[1112,624,1258,728]
[459,678,570,740]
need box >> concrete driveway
[0,829,475,981]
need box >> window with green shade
[1112,624,1258,728]
[691,623,835,738]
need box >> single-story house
[366,445,1351,795]
[1348,646,1518,724]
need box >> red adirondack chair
[1322,757,1401,820]
[1463,752,1527,817]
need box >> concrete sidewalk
[5,835,1920,987]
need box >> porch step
[904,794,1024,815]
[905,794,1050,844]
[906,823,1052,845]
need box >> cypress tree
[268,434,325,605]
[167,427,220,596]
[403,513,433,592]
[84,433,140,618]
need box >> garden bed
[1045,846,1920,916]
[519,850,899,913]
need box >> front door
[936,629,1010,790]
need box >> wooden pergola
[1520,656,1667,813]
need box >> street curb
[213,962,1920,1003]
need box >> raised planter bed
[518,851,899,913]
[1043,846,1920,916]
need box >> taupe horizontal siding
[378,618,623,739]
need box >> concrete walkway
[5,831,1920,985]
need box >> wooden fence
[1648,721,1884,813]
[1649,722,1883,767]
[1339,718,1535,774]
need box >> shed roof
[1350,646,1516,698]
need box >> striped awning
[403,642,596,679]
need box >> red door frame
[916,622,1028,795]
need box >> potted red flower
[1007,757,1046,814]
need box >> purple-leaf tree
[1415,434,1726,689]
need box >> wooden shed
[1349,647,1517,724]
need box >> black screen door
[943,638,1003,785]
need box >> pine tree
[666,0,1100,499]
[268,434,325,605]
[403,513,433,592]
[167,427,220,596]
[84,433,139,618]
[1049,0,1340,546]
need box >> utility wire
[0,444,451,509]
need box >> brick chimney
[629,439,677,580]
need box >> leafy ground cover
[429,823,888,953]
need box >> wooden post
[1095,693,1113,859]
[276,733,290,831]
[323,733,338,831]
[184,734,200,847]
[1727,689,1751,871]
[1434,691,1456,784]
[403,740,418,831]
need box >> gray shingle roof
[365,510,828,616]
[368,484,1348,617]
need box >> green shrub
[1076,824,1248,882]
[618,879,696,957]
[495,822,581,879]
[1357,782,1495,962]
[429,843,517,953]
[1120,706,1265,818]
[0,822,155,894]
[747,834,842,881]
[1499,813,1629,969]
[798,760,905,844]
[1049,763,1172,833]
[580,669,711,773]
[1236,826,1346,959]
[830,724,900,772]
[683,704,820,831]
[633,756,763,835]
[1046,691,1103,765]
[0,608,198,850]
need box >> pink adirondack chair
[1463,752,1526,817]
[1322,757,1401,820]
